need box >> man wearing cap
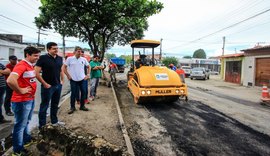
[3,55,18,116]
[89,55,103,101]
[63,46,90,114]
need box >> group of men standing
[0,42,103,155]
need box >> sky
[1,0,270,58]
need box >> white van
[181,66,192,77]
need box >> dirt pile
[36,125,128,156]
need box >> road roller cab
[127,40,188,104]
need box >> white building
[0,38,27,60]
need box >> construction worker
[169,64,177,71]
[175,66,185,83]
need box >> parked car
[210,70,219,75]
[181,66,192,77]
[190,67,210,80]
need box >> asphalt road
[115,74,270,156]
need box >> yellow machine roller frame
[127,39,188,104]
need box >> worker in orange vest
[175,66,185,83]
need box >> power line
[164,7,270,51]
[0,14,37,31]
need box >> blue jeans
[39,84,62,128]
[12,100,34,153]
[90,78,99,97]
[76,80,88,101]
[0,86,5,121]
[70,80,86,109]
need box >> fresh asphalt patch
[145,100,270,156]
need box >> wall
[0,39,26,59]
[243,55,270,86]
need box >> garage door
[256,58,270,86]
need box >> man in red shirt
[175,66,186,83]
[7,46,40,156]
[109,61,118,83]
[4,55,18,116]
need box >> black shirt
[36,54,63,86]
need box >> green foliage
[183,56,192,59]
[162,57,178,67]
[119,55,132,64]
[35,0,163,61]
[193,49,206,59]
[105,53,116,60]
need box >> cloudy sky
[1,0,270,58]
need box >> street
[115,74,270,156]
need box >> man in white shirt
[63,46,90,114]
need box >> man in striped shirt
[0,62,11,124]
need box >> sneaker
[84,99,90,104]
[68,108,76,114]
[0,118,11,124]
[52,121,65,126]
[79,107,89,111]
[24,139,37,148]
[89,96,94,101]
[12,149,32,156]
[6,111,14,116]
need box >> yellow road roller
[127,39,188,104]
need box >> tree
[193,49,206,58]
[162,57,178,67]
[183,56,192,59]
[119,55,132,64]
[35,0,163,61]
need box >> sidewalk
[57,79,126,147]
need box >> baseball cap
[9,55,17,60]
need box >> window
[9,48,15,56]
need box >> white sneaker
[52,121,65,126]
[89,96,94,101]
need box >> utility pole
[37,28,40,45]
[222,36,225,56]
[37,28,47,46]
[160,38,163,61]
[62,35,66,59]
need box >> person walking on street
[35,42,65,128]
[4,55,18,116]
[89,55,103,101]
[0,62,11,124]
[7,46,40,155]
[108,61,118,82]
[63,46,90,114]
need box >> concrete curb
[111,82,135,156]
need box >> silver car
[190,67,210,80]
